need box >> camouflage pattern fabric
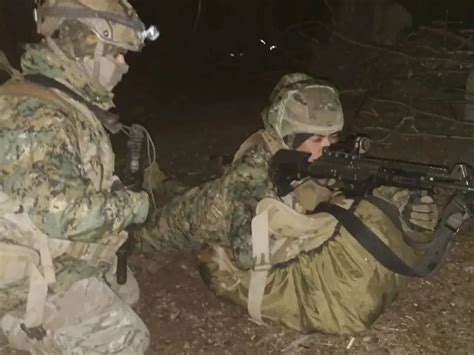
[21,43,114,110]
[0,42,149,352]
[261,72,344,140]
[0,42,149,245]
[47,21,103,65]
[261,72,316,140]
[137,143,276,269]
[3,276,149,354]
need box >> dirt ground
[133,238,473,355]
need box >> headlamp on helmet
[141,25,160,42]
[34,0,159,52]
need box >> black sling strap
[314,194,466,277]
[24,74,122,134]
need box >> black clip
[20,323,46,341]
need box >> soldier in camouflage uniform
[138,73,440,333]
[0,0,158,353]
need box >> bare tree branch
[420,26,474,50]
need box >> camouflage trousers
[1,263,149,355]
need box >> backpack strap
[0,215,55,336]
[247,209,271,325]
[0,76,122,134]
[0,191,126,339]
[0,80,70,111]
[24,74,122,134]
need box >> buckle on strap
[20,323,46,341]
[252,253,271,272]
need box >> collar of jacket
[20,43,114,111]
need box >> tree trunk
[465,69,474,121]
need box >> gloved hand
[402,192,439,231]
[111,177,150,225]
[126,189,150,225]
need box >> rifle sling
[315,197,455,277]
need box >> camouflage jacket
[138,141,276,269]
[0,43,148,313]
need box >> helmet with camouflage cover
[34,0,159,52]
[262,73,344,146]
[33,0,159,91]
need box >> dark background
[2,1,474,69]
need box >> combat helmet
[35,0,158,51]
[33,0,159,90]
[263,73,344,146]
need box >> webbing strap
[36,233,55,284]
[0,215,56,284]
[48,232,127,266]
[0,192,125,338]
[24,265,48,328]
[0,80,69,111]
[0,76,122,134]
[248,210,271,325]
[24,74,122,134]
[0,244,39,287]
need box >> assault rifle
[269,136,473,277]
[270,135,474,200]
[116,124,145,285]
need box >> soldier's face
[296,133,339,162]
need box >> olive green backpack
[198,196,417,334]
